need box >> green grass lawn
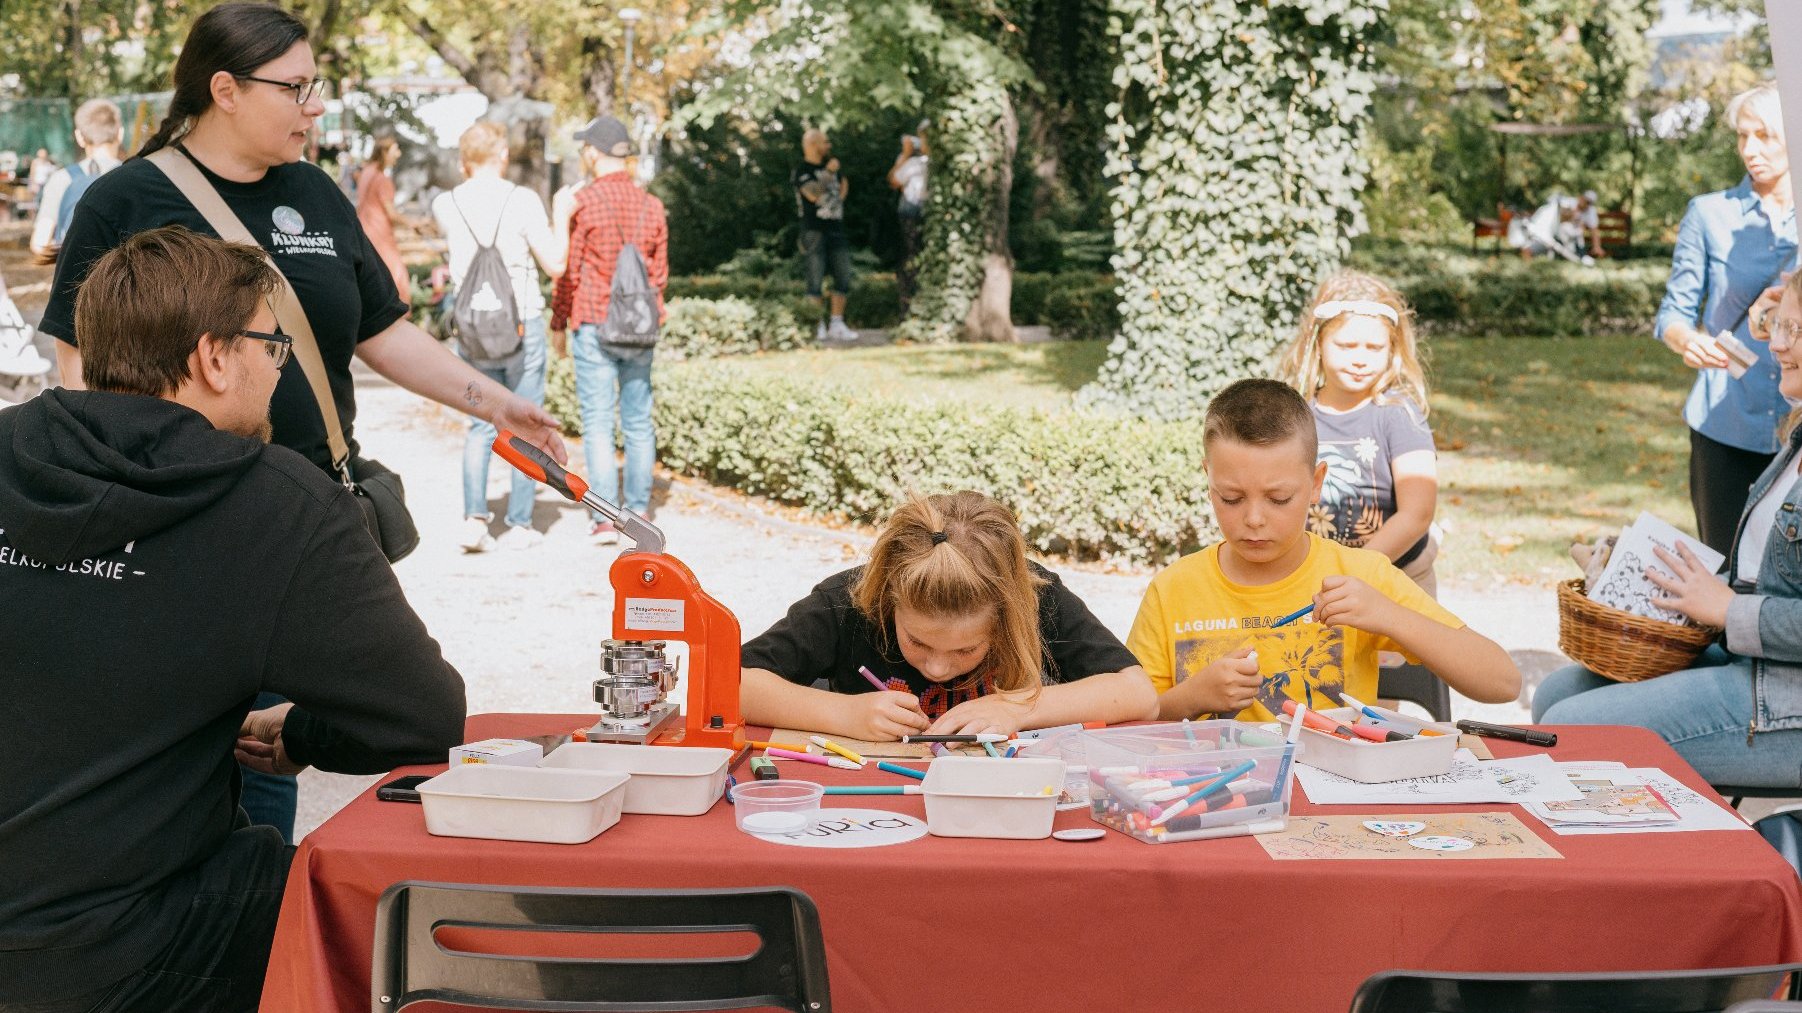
[733,335,1697,582]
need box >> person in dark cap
[550,115,669,545]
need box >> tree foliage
[1080,0,1384,419]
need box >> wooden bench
[1596,209,1631,256]
[1471,205,1513,253]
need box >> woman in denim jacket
[1535,272,1802,787]
[1656,83,1796,553]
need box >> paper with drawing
[1296,750,1582,805]
[1586,512,1724,623]
[1258,812,1562,860]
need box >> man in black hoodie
[0,226,467,1012]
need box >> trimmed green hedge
[546,356,1215,564]
[1350,245,1669,337]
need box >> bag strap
[146,147,351,478]
[451,183,515,251]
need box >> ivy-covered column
[1081,0,1385,418]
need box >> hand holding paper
[1646,542,1734,628]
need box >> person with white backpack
[432,121,566,552]
[550,115,669,546]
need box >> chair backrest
[1350,966,1802,1013]
[373,881,832,1013]
[1375,662,1452,723]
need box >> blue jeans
[238,691,296,843]
[571,325,654,516]
[461,318,548,528]
[1534,646,1802,788]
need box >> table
[260,716,1802,1012]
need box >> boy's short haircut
[73,99,122,147]
[1204,378,1318,462]
[458,121,508,168]
[75,226,281,397]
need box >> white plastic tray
[921,756,1066,839]
[418,764,629,844]
[540,742,730,816]
[1275,707,1458,783]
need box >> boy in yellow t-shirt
[1128,379,1519,721]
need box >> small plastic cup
[732,779,824,837]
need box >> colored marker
[877,761,926,780]
[1348,723,1412,744]
[1015,721,1106,740]
[1272,702,1305,795]
[1336,693,1389,725]
[810,735,866,766]
[765,747,860,771]
[1281,699,1358,741]
[1151,760,1256,826]
[1272,604,1315,627]
[1180,718,1198,745]
[822,785,923,795]
[982,741,1002,758]
[1003,745,1018,758]
[901,733,1010,744]
[858,665,889,693]
[747,740,809,752]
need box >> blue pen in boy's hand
[1272,603,1314,628]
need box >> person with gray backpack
[432,121,566,552]
[550,115,669,546]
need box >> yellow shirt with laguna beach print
[1125,533,1464,722]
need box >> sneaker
[827,319,859,342]
[459,516,495,553]
[590,521,620,545]
[814,320,828,342]
[496,525,544,550]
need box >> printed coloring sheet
[1586,512,1725,623]
[1296,749,1583,805]
[1526,764,1750,835]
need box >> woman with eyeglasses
[1534,270,1802,791]
[38,1,566,845]
[1655,82,1797,555]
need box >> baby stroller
[0,274,51,381]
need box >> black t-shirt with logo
[40,146,410,474]
[792,160,845,233]
[740,563,1140,720]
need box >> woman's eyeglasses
[237,75,324,106]
[1772,317,1802,347]
[239,329,293,368]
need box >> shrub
[627,360,1217,564]
[658,297,811,361]
[1348,245,1668,336]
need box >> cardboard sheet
[1257,812,1563,860]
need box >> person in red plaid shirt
[550,115,669,545]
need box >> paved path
[294,366,1562,836]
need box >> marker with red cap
[1282,700,1360,742]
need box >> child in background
[1278,271,1441,595]
[741,491,1157,739]
[1127,379,1518,722]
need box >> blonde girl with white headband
[1277,270,1440,594]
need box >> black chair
[1714,785,1802,809]
[1376,662,1452,723]
[1349,966,1802,1013]
[372,882,831,1012]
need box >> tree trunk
[61,0,82,98]
[397,10,553,198]
[964,89,1018,343]
[581,35,616,117]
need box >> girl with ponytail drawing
[741,491,1157,740]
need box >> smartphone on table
[376,774,432,803]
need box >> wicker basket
[1555,578,1718,682]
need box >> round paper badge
[272,206,306,235]
[1053,828,1106,842]
[1409,835,1476,852]
[1362,820,1426,838]
[751,808,928,849]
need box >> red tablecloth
[260,716,1802,1013]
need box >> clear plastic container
[1081,721,1295,844]
[1013,730,1089,809]
[732,779,824,837]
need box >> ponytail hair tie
[930,531,948,545]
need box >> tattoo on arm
[463,381,484,409]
